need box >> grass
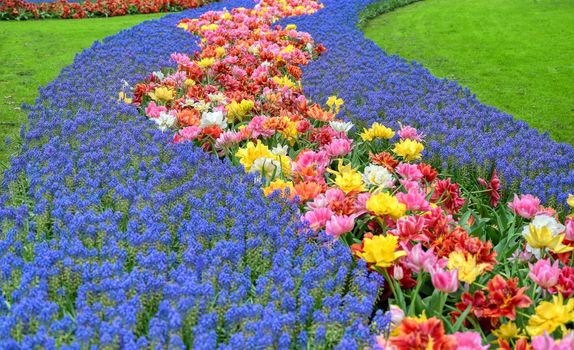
[363,0,574,144]
[0,13,165,171]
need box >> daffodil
[200,23,218,31]
[197,57,215,68]
[360,234,406,268]
[526,294,574,336]
[447,251,489,284]
[149,86,175,103]
[360,122,395,141]
[214,46,226,58]
[226,99,254,122]
[393,139,424,161]
[326,95,344,114]
[366,192,406,219]
[280,44,295,55]
[118,91,132,104]
[273,75,296,88]
[278,117,298,145]
[492,321,524,340]
[326,160,365,193]
[235,140,273,172]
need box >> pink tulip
[302,207,333,231]
[403,244,437,273]
[396,188,431,212]
[324,188,346,203]
[396,163,423,181]
[565,217,574,241]
[508,194,540,219]
[215,131,242,148]
[430,267,459,293]
[354,192,371,215]
[174,126,201,143]
[325,214,355,238]
[171,52,192,67]
[145,101,167,119]
[247,115,275,138]
[323,138,353,157]
[531,332,574,350]
[398,124,425,141]
[529,259,560,290]
[395,215,428,242]
[452,332,489,350]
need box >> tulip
[430,267,459,293]
[529,259,560,290]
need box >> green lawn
[363,0,574,144]
[0,13,165,171]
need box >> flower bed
[0,0,215,20]
[126,0,574,347]
[1,0,574,348]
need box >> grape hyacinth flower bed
[1,0,574,348]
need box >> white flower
[362,164,394,189]
[329,120,354,133]
[249,157,281,179]
[261,61,272,67]
[271,144,289,156]
[192,100,212,112]
[522,214,566,258]
[525,215,566,236]
[305,43,314,53]
[152,71,165,81]
[207,92,227,105]
[200,110,227,129]
[155,111,176,132]
[248,44,260,55]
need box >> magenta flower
[174,126,201,143]
[532,332,574,350]
[403,244,437,273]
[508,194,541,219]
[398,123,425,141]
[396,188,431,212]
[323,138,353,157]
[325,214,356,238]
[395,215,428,242]
[430,267,459,293]
[529,258,560,290]
[452,331,489,350]
[396,163,423,181]
[302,207,333,231]
[145,101,167,118]
[565,217,574,241]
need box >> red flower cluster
[453,275,532,332]
[0,0,213,20]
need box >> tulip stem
[408,273,424,316]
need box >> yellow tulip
[524,224,573,254]
[360,122,395,141]
[326,160,365,193]
[366,192,406,220]
[149,86,175,102]
[235,140,273,172]
[360,234,406,268]
[393,139,424,161]
[447,251,489,284]
[527,294,574,336]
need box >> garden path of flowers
[1,0,574,348]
